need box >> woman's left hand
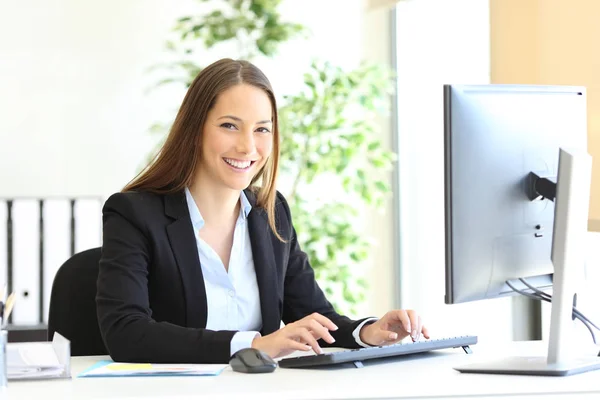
[359,310,430,346]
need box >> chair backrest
[48,247,107,356]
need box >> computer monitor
[444,84,600,376]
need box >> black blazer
[96,189,368,363]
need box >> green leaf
[367,141,381,151]
[370,158,387,168]
[374,180,389,192]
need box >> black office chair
[48,247,107,356]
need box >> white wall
[0,0,202,198]
[0,0,396,320]
[394,0,517,343]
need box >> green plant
[151,0,395,315]
[279,61,395,314]
[156,0,305,88]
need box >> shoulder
[274,190,292,220]
[272,191,295,240]
[105,190,163,208]
[244,187,290,216]
[103,191,165,221]
[245,187,293,229]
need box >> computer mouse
[229,348,277,373]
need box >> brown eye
[256,127,271,134]
[220,123,237,130]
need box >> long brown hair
[123,58,282,240]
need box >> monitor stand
[455,148,600,377]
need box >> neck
[189,180,240,226]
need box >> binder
[11,200,40,325]
[0,201,7,298]
[0,197,103,326]
[73,198,102,254]
[42,199,71,323]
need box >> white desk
[5,341,600,400]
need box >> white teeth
[224,158,251,169]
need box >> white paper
[8,342,61,367]
[8,367,64,380]
[7,342,64,380]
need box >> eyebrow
[217,115,272,124]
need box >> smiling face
[196,83,274,194]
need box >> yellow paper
[106,363,152,371]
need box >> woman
[96,58,430,364]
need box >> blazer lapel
[164,191,207,329]
[246,192,281,335]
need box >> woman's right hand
[251,313,338,358]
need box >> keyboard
[277,335,478,368]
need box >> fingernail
[412,329,417,339]
[332,324,339,331]
[389,332,398,340]
[406,324,412,334]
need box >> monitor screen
[443,84,587,304]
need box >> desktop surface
[6,341,600,400]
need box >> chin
[220,176,254,192]
[219,161,262,191]
[226,182,251,191]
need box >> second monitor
[443,84,587,305]
[444,84,600,376]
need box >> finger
[306,329,335,344]
[369,329,400,346]
[304,313,338,331]
[305,319,335,344]
[406,310,421,340]
[421,325,431,339]
[284,339,313,353]
[404,311,421,341]
[293,327,323,355]
[389,309,411,334]
[411,315,422,341]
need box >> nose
[236,130,256,155]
